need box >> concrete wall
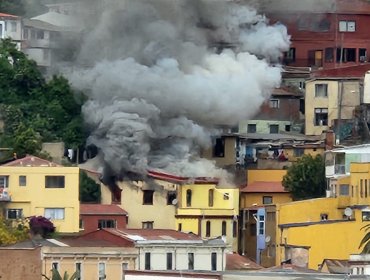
[0,247,41,280]
[42,142,65,164]
[241,193,292,209]
[247,170,287,184]
[202,137,237,167]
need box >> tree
[42,268,77,280]
[80,171,101,203]
[0,217,28,245]
[282,154,326,200]
[359,224,370,253]
[29,216,55,238]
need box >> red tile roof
[226,253,262,270]
[240,181,288,193]
[0,13,18,18]
[312,64,370,79]
[147,170,219,184]
[80,204,128,215]
[106,228,202,241]
[2,155,61,167]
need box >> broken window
[269,99,279,108]
[143,190,154,205]
[284,48,295,62]
[337,48,356,63]
[315,84,328,97]
[314,108,328,126]
[167,191,177,205]
[213,137,225,157]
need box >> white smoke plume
[67,0,290,182]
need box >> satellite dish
[344,207,353,217]
[172,199,178,205]
[265,235,271,243]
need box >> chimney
[325,130,335,150]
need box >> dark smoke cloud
[64,0,290,182]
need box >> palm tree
[359,224,370,253]
[42,268,77,280]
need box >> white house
[0,13,22,49]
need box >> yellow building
[276,162,370,270]
[0,155,80,233]
[239,169,292,267]
[175,180,239,252]
[201,135,237,168]
[305,78,360,136]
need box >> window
[19,175,26,186]
[233,221,237,237]
[269,99,279,108]
[45,176,65,188]
[79,219,84,230]
[45,208,65,220]
[366,180,368,197]
[359,48,367,62]
[315,84,328,97]
[362,211,370,221]
[186,189,192,207]
[23,28,28,39]
[320,213,328,221]
[166,252,173,270]
[75,263,82,280]
[188,253,194,270]
[98,219,116,229]
[143,190,154,205]
[223,193,229,200]
[247,124,256,133]
[0,176,9,188]
[314,108,328,126]
[361,179,364,198]
[263,196,273,204]
[10,22,16,32]
[52,262,59,271]
[337,48,356,63]
[206,221,211,237]
[293,148,304,157]
[178,223,182,231]
[142,221,154,229]
[325,48,334,62]
[208,189,214,207]
[284,47,295,62]
[211,252,217,271]
[339,20,356,32]
[222,221,227,236]
[37,30,44,39]
[145,252,151,270]
[339,184,350,196]
[213,137,225,157]
[98,262,106,280]
[258,215,265,235]
[285,125,291,132]
[6,209,22,219]
[167,191,177,205]
[122,262,128,270]
[269,124,279,134]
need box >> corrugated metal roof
[1,155,60,167]
[80,204,128,215]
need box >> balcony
[334,164,346,175]
[0,188,11,202]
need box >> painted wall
[80,213,127,232]
[278,209,365,270]
[138,245,226,271]
[42,246,137,280]
[241,193,292,209]
[305,80,360,136]
[176,184,239,252]
[101,179,177,229]
[1,166,80,233]
[247,169,287,184]
[239,120,292,134]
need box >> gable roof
[226,253,263,270]
[2,155,61,167]
[106,228,202,241]
[241,181,288,193]
[80,204,128,215]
